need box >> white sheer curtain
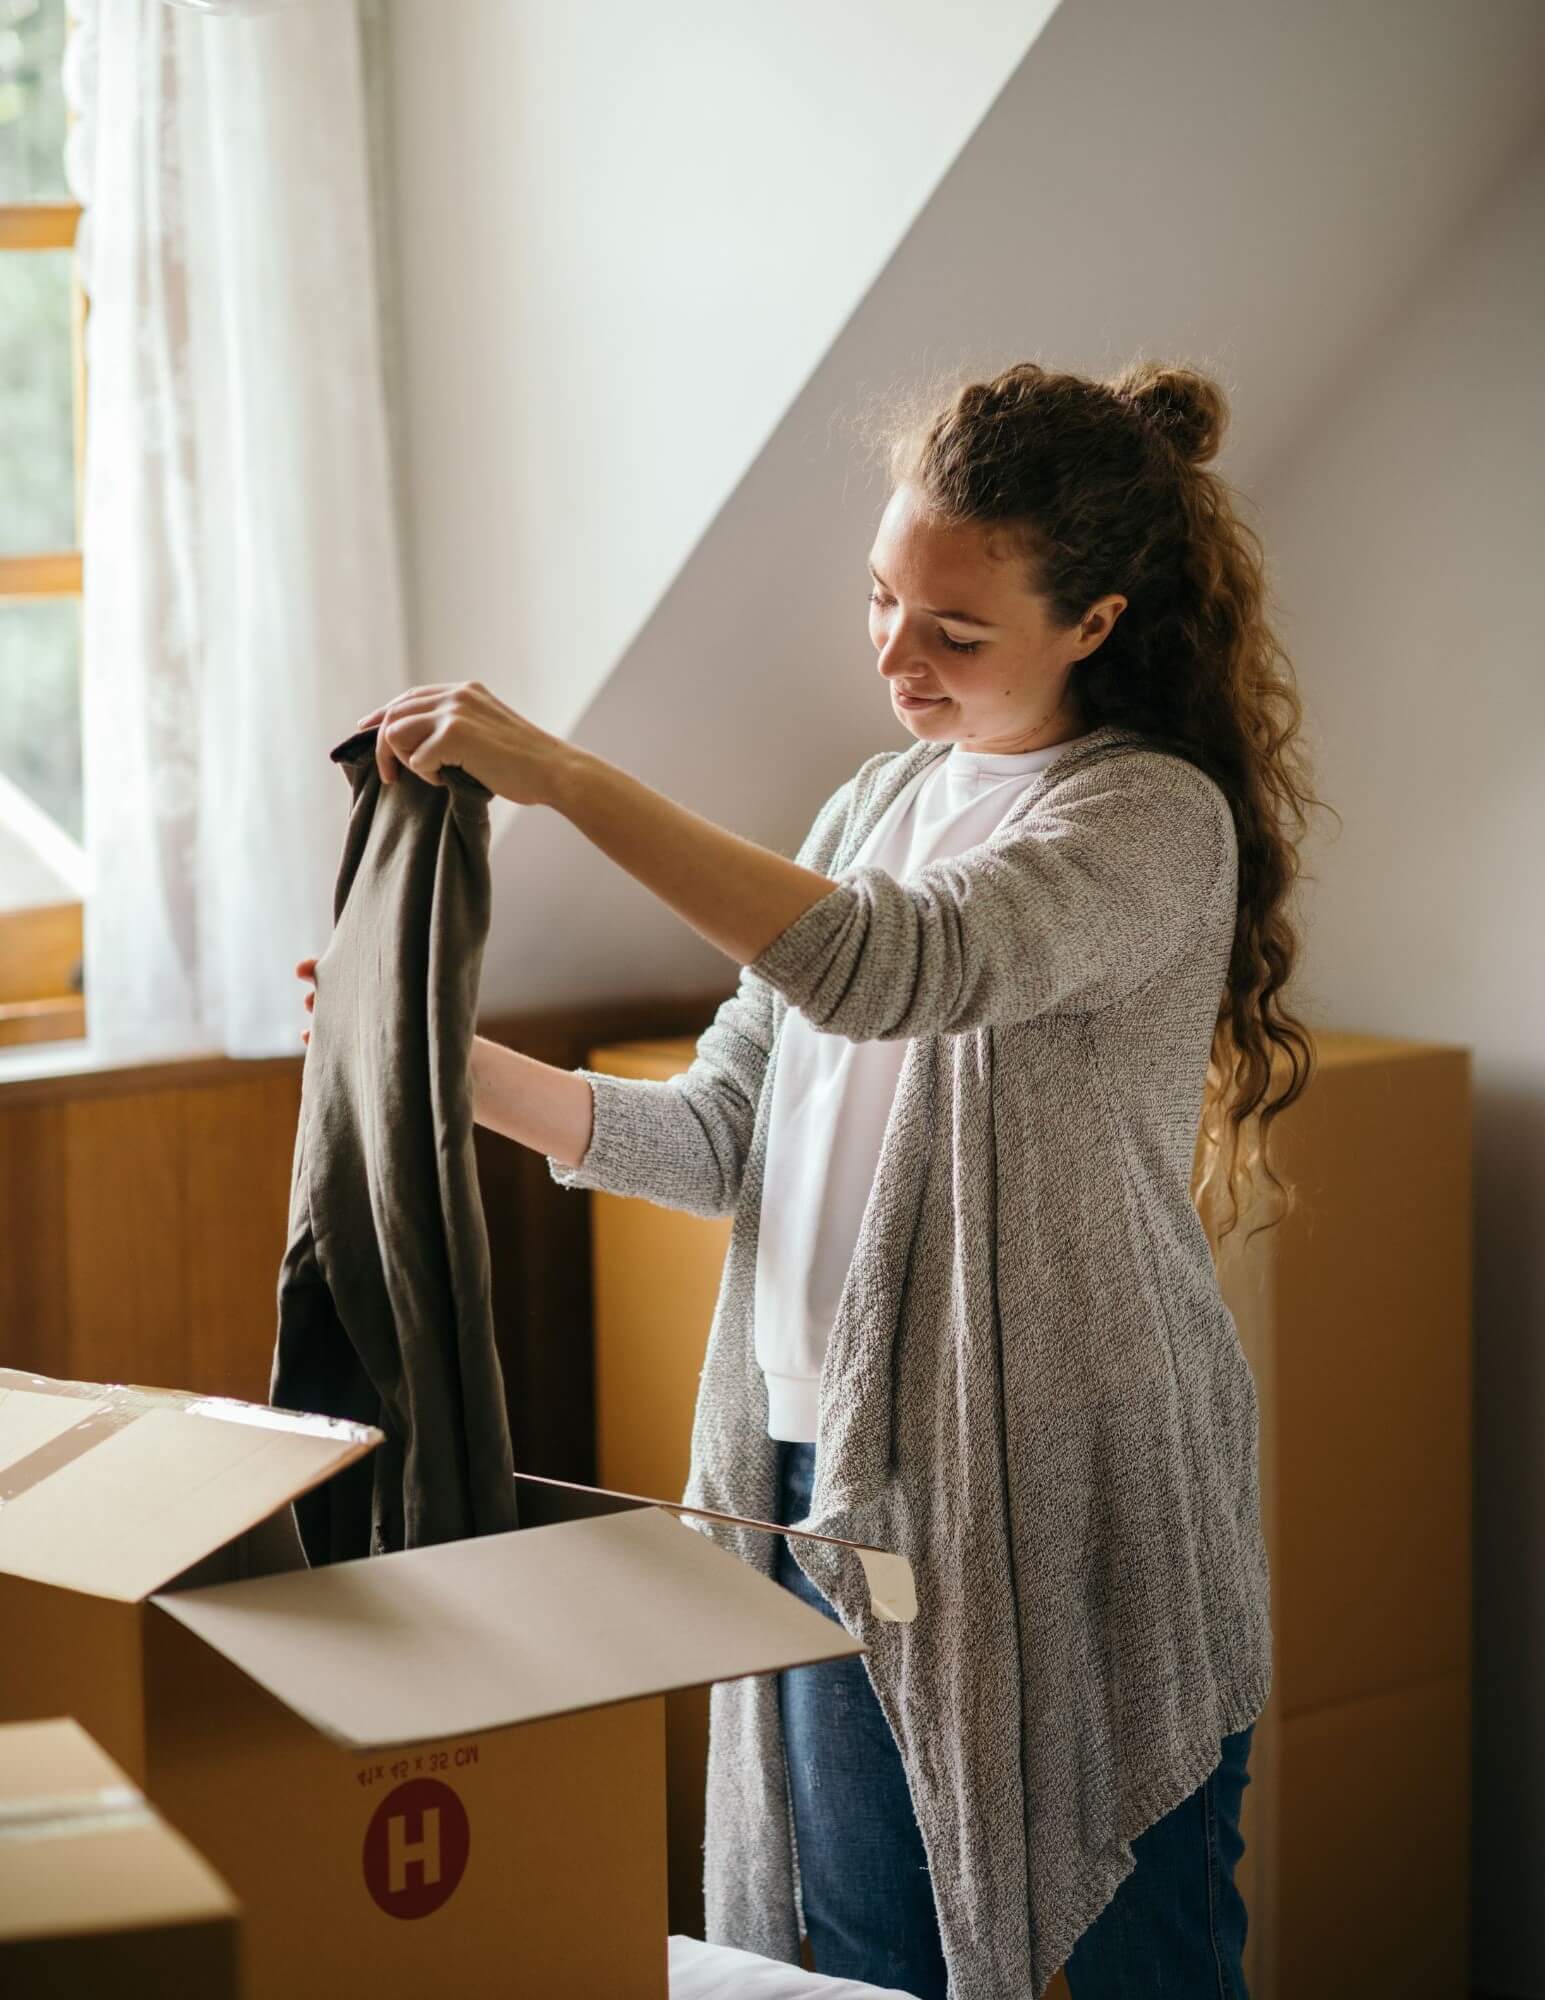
[63,0,407,1060]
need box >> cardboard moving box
[0,1367,380,1779]
[0,1369,868,1999]
[0,1715,240,1997]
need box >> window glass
[0,0,69,204]
[0,597,83,915]
[0,246,75,555]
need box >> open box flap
[150,1505,866,1750]
[0,1370,382,1604]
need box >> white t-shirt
[754,735,1075,1441]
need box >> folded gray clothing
[270,725,518,1564]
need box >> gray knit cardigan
[548,720,1274,1999]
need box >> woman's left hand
[354,681,571,807]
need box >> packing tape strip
[0,1399,143,1507]
[0,1784,155,1845]
[0,1370,159,1407]
[0,1370,384,1510]
[514,1470,919,1624]
[0,1369,382,1442]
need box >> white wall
[1256,129,1545,1996]
[383,0,1053,753]
[471,0,1545,1019]
[384,19,1545,1978]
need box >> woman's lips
[897,691,947,709]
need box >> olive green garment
[271,727,518,1565]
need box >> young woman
[305,358,1318,1998]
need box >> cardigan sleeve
[544,961,777,1218]
[545,771,859,1216]
[745,751,1236,1040]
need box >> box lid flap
[0,1370,381,1603]
[151,1505,864,1749]
[0,1716,238,1943]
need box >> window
[0,0,86,1046]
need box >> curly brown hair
[853,356,1331,1244]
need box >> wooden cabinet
[585,1030,1472,1998]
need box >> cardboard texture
[154,1504,869,1748]
[0,1367,871,1999]
[514,1467,918,1623]
[0,1715,240,1998]
[1218,1034,1473,2000]
[0,1368,380,1777]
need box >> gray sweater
[548,720,1273,1998]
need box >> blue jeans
[772,1438,1255,1999]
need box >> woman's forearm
[551,747,837,966]
[470,1033,594,1168]
[468,755,831,1174]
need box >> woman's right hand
[296,957,317,1045]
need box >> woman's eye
[868,590,981,654]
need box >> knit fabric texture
[548,720,1274,1998]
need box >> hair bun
[1114,363,1227,466]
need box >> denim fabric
[774,1439,950,2000]
[773,1439,1255,1999]
[1063,1717,1255,1999]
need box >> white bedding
[668,1933,919,2000]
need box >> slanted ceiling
[385,0,1545,1019]
[385,0,1057,755]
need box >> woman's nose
[873,627,908,673]
[876,638,923,680]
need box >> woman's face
[866,483,1126,754]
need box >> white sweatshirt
[754,734,1075,1440]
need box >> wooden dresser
[583,1030,1472,1999]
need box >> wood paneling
[0,993,729,1494]
[474,996,732,1525]
[0,1102,68,1373]
[62,1089,185,1389]
[183,1076,304,1402]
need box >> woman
[303,359,1317,1998]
